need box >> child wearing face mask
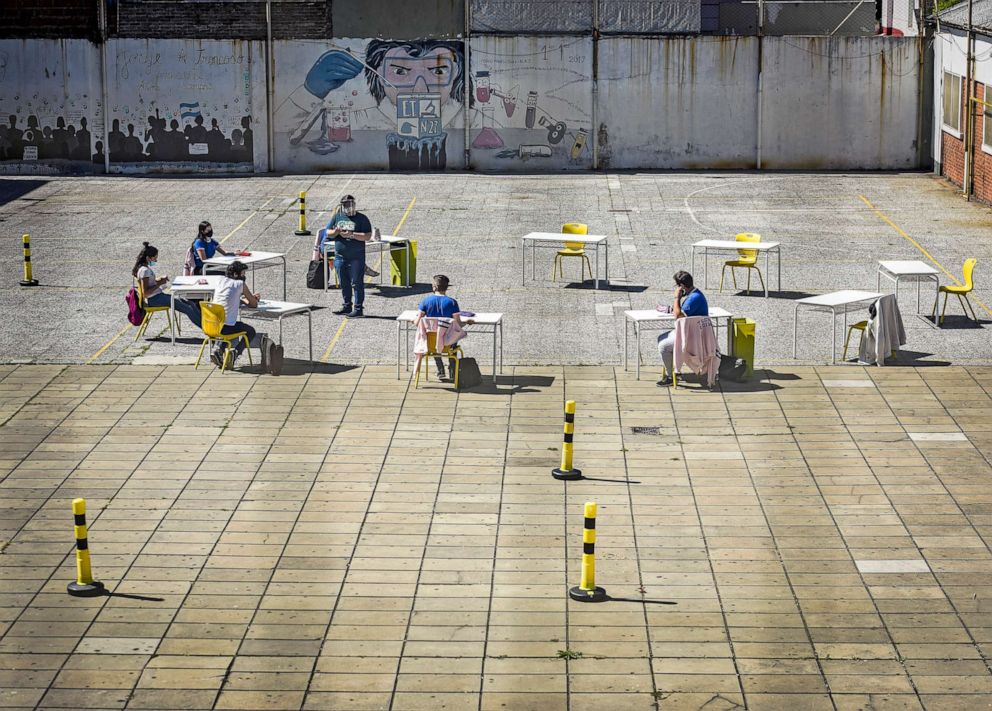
[192,220,230,275]
[210,260,280,371]
[132,242,201,328]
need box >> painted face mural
[291,40,470,170]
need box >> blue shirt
[326,211,373,260]
[680,288,708,317]
[418,294,460,318]
[192,238,218,268]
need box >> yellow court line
[372,196,417,272]
[858,194,992,317]
[219,212,257,245]
[87,323,132,364]
[320,318,348,363]
[393,197,417,235]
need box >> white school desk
[396,311,504,380]
[522,232,609,290]
[793,290,882,363]
[876,260,940,328]
[203,251,287,300]
[691,239,782,297]
[170,277,313,361]
[623,308,734,380]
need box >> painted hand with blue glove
[289,50,364,147]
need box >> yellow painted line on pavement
[394,197,416,235]
[219,212,258,245]
[859,195,991,317]
[372,196,417,273]
[320,318,348,363]
[87,323,132,364]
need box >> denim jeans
[146,292,200,328]
[221,322,256,356]
[334,253,365,308]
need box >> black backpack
[718,354,748,383]
[306,259,324,289]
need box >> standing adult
[324,194,373,318]
[657,270,709,387]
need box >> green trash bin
[732,317,755,379]
[390,239,417,286]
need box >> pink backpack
[125,287,145,326]
[182,243,196,276]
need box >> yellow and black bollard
[19,234,38,286]
[67,498,104,597]
[552,400,582,480]
[294,191,312,236]
[569,501,607,602]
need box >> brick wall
[111,0,332,39]
[0,0,100,40]
[941,78,992,204]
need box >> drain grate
[630,426,661,435]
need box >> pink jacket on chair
[414,317,466,368]
[674,316,719,387]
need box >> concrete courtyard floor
[1,363,992,710]
[1,171,991,368]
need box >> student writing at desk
[657,270,708,388]
[415,274,474,382]
[211,260,281,372]
[132,242,200,327]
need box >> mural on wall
[275,37,592,171]
[108,40,256,165]
[467,37,593,169]
[0,41,105,171]
[277,39,472,170]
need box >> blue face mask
[148,260,158,268]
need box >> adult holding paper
[324,194,373,318]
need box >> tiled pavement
[1,363,991,711]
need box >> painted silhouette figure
[123,123,143,160]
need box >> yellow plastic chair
[133,279,180,341]
[843,321,868,361]
[553,222,593,282]
[194,302,252,373]
[414,329,463,390]
[720,232,766,295]
[933,258,979,325]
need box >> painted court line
[859,194,992,317]
[320,318,348,363]
[87,324,132,364]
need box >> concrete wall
[598,36,758,169]
[0,38,267,175]
[0,39,105,174]
[2,35,925,174]
[761,37,920,170]
[106,39,266,173]
[468,36,594,171]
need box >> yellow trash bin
[732,317,755,379]
[390,239,417,286]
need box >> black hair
[226,260,247,280]
[432,274,450,292]
[132,241,158,278]
[198,221,213,239]
[364,39,472,108]
[674,270,694,289]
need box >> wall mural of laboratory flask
[280,39,472,170]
